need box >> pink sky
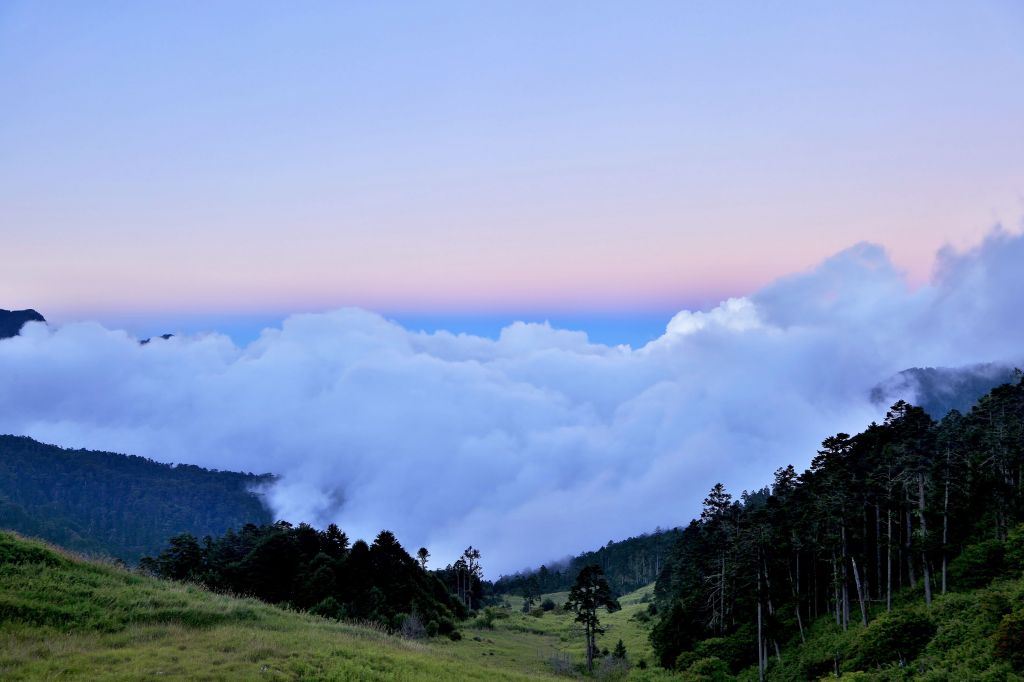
[3,2,1023,317]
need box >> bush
[399,613,426,639]
[994,608,1024,672]
[437,617,455,635]
[473,608,497,629]
[693,625,754,673]
[1006,524,1024,573]
[949,540,1006,589]
[680,656,732,682]
[596,654,631,680]
[849,609,935,669]
[309,597,343,620]
[426,619,439,637]
[541,598,556,611]
[549,652,577,676]
[795,622,854,679]
[448,629,462,641]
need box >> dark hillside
[0,309,45,338]
[652,376,1024,678]
[872,363,1020,419]
[0,435,273,562]
[493,527,682,598]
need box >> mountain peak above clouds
[0,309,46,339]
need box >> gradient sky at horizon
[3,1,1024,335]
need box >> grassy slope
[0,532,553,681]
[11,528,1020,681]
[759,575,1024,682]
[0,532,672,681]
[460,586,678,681]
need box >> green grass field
[0,532,667,680]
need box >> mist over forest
[3,230,1024,574]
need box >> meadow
[0,532,660,680]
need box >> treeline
[493,527,681,599]
[141,522,467,636]
[652,375,1024,676]
[0,435,273,562]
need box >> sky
[2,3,1024,574]
[3,1,1024,333]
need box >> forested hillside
[142,522,467,636]
[493,528,682,599]
[873,363,1020,419]
[0,435,273,562]
[652,375,1024,679]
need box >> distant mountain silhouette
[872,362,1021,419]
[0,309,45,338]
[140,333,174,345]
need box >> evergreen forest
[650,375,1024,678]
[0,435,273,562]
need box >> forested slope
[141,522,468,635]
[0,435,273,562]
[494,528,682,599]
[652,376,1024,679]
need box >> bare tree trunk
[789,553,806,643]
[841,526,850,631]
[906,509,917,589]
[942,459,950,595]
[832,548,842,628]
[918,474,932,606]
[757,597,765,682]
[875,503,882,601]
[813,550,819,621]
[851,556,868,626]
[720,553,726,635]
[886,507,893,612]
[586,622,594,672]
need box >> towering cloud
[1,227,1022,574]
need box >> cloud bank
[2,228,1023,575]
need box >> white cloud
[2,227,1023,575]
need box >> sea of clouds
[2,227,1023,575]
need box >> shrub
[437,617,455,635]
[399,613,426,639]
[541,598,556,611]
[473,608,497,629]
[549,652,577,676]
[448,629,462,641]
[309,597,343,620]
[680,656,732,682]
[849,609,935,669]
[994,608,1024,672]
[693,624,754,673]
[596,654,631,680]
[1007,524,1024,573]
[949,540,1006,589]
